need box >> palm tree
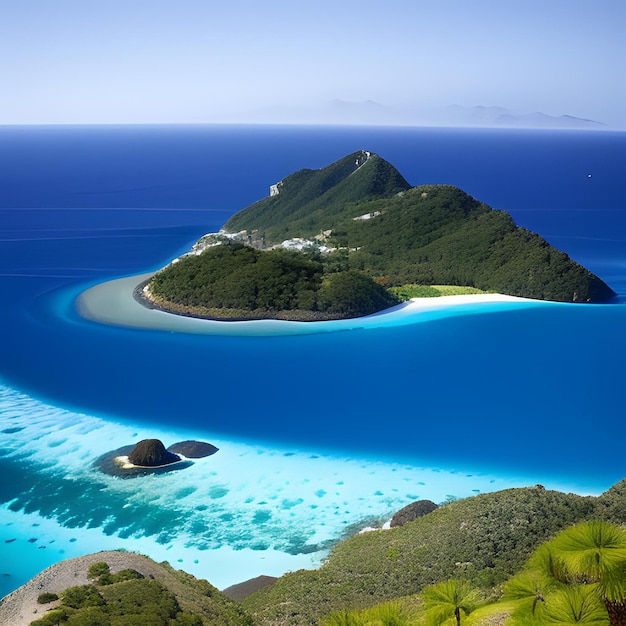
[503,570,557,623]
[542,520,626,626]
[320,602,415,626]
[422,579,479,626]
[541,586,609,625]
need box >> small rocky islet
[95,438,218,478]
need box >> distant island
[231,100,609,129]
[145,151,614,321]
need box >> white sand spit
[76,273,545,337]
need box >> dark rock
[167,440,219,458]
[222,575,277,600]
[95,449,192,477]
[128,439,181,467]
[390,500,438,528]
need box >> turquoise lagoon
[1,125,625,596]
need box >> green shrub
[87,562,110,579]
[29,607,72,625]
[65,606,111,626]
[97,569,144,586]
[171,614,204,626]
[100,579,178,620]
[60,585,105,610]
[37,592,59,604]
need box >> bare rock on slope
[390,499,438,527]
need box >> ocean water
[0,125,625,595]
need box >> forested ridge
[149,151,614,320]
[222,151,615,303]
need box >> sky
[1,0,624,127]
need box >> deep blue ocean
[1,125,625,595]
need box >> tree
[541,586,609,625]
[66,606,112,626]
[317,271,399,317]
[503,570,556,623]
[87,562,110,580]
[528,521,626,626]
[422,579,480,626]
[30,608,72,626]
[549,521,626,626]
[60,585,105,610]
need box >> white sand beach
[76,273,544,337]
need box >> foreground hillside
[241,479,626,625]
[5,479,626,625]
[0,551,252,626]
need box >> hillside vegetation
[223,151,412,242]
[0,551,252,626]
[222,151,614,303]
[148,244,399,320]
[6,480,626,625]
[148,151,614,318]
[241,479,626,625]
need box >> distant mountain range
[236,100,607,129]
[443,104,606,129]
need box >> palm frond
[423,579,480,625]
[542,585,609,625]
[551,521,626,594]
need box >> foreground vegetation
[18,478,626,625]
[320,519,626,625]
[241,479,626,624]
[28,559,252,626]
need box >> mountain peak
[224,151,411,241]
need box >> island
[139,150,614,321]
[94,438,218,478]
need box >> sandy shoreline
[75,273,543,336]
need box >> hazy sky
[1,0,624,127]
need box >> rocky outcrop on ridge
[390,499,438,527]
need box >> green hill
[146,150,614,319]
[222,151,614,303]
[6,480,626,625]
[0,551,253,626]
[223,151,411,243]
[147,244,399,320]
[240,480,626,625]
